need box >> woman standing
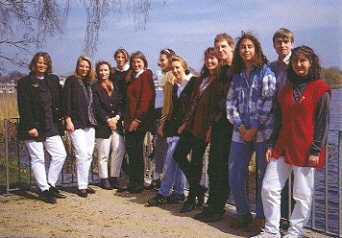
[93,61,125,190]
[17,52,67,204]
[147,55,195,206]
[253,46,330,238]
[173,47,220,213]
[63,56,97,197]
[146,48,176,190]
[226,32,276,229]
[123,51,155,193]
[112,48,130,96]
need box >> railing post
[4,119,10,194]
[339,131,342,237]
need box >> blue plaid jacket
[226,64,276,143]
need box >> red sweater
[124,69,155,131]
[272,80,330,168]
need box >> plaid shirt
[226,64,276,143]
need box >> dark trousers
[125,131,145,186]
[173,131,207,201]
[207,120,233,213]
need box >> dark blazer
[164,77,196,137]
[63,75,95,129]
[92,82,124,138]
[124,69,155,132]
[17,73,64,141]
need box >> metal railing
[1,118,341,237]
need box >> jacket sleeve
[226,78,242,127]
[63,76,73,118]
[160,72,174,122]
[92,86,111,124]
[17,77,36,131]
[135,70,155,122]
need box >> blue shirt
[226,64,276,143]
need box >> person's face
[35,56,48,75]
[77,60,90,78]
[115,52,126,69]
[215,40,233,63]
[98,64,110,81]
[291,53,311,77]
[274,37,293,59]
[171,61,186,80]
[132,58,145,73]
[239,38,256,64]
[205,55,219,73]
[158,53,169,71]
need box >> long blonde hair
[73,55,96,81]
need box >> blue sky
[13,0,342,75]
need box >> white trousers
[262,157,315,237]
[25,135,67,191]
[95,131,125,179]
[69,128,95,189]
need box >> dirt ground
[0,187,329,238]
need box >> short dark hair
[29,52,53,74]
[231,32,268,74]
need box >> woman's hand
[308,155,319,167]
[244,127,257,142]
[128,120,139,132]
[28,128,39,137]
[107,118,118,131]
[65,117,75,132]
[177,123,187,135]
[265,148,272,163]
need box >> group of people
[17,28,330,238]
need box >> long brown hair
[231,32,268,74]
[200,47,220,78]
[96,60,114,95]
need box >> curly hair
[231,32,268,74]
[287,45,321,83]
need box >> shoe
[87,187,96,194]
[197,210,224,222]
[117,185,129,193]
[144,179,161,191]
[248,217,265,233]
[180,200,196,213]
[280,218,290,230]
[230,213,253,229]
[196,186,207,206]
[251,231,281,238]
[49,186,67,199]
[146,194,168,207]
[167,193,185,204]
[282,234,300,238]
[100,179,112,190]
[193,209,210,220]
[77,189,88,198]
[128,184,144,194]
[39,190,56,204]
[109,177,120,189]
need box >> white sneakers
[251,231,281,238]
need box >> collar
[134,69,145,79]
[279,52,291,65]
[176,73,192,86]
[115,63,130,72]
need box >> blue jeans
[229,141,267,217]
[159,137,185,196]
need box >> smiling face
[239,38,256,64]
[215,39,234,65]
[274,37,293,60]
[158,53,169,72]
[205,55,219,74]
[34,56,48,76]
[77,60,90,78]
[115,52,127,69]
[98,64,110,81]
[132,57,145,73]
[171,61,186,81]
[291,53,311,77]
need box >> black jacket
[63,75,96,129]
[164,77,196,137]
[17,73,64,141]
[92,82,124,138]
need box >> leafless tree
[0,0,151,73]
